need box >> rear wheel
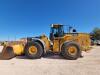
[61,42,81,60]
[24,42,43,59]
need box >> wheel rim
[67,46,77,55]
[29,46,37,55]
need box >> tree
[90,27,100,40]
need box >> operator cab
[49,24,77,41]
[49,24,64,41]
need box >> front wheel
[61,42,81,60]
[24,42,43,59]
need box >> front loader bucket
[0,46,16,60]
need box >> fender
[30,38,46,52]
[61,41,81,50]
[61,41,73,48]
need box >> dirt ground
[0,46,100,75]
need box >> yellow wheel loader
[0,24,91,60]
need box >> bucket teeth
[0,46,16,60]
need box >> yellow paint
[67,46,77,55]
[12,44,24,55]
[40,35,51,51]
[60,33,91,51]
[53,38,60,52]
[53,33,90,52]
[29,46,37,55]
[9,30,91,55]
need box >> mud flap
[0,46,16,60]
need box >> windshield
[54,28,58,35]
[50,26,64,37]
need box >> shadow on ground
[16,52,65,60]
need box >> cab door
[51,27,64,53]
[53,37,60,53]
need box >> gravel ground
[0,46,100,75]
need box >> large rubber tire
[61,42,81,60]
[24,42,43,59]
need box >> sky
[0,0,100,41]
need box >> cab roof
[51,24,63,28]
